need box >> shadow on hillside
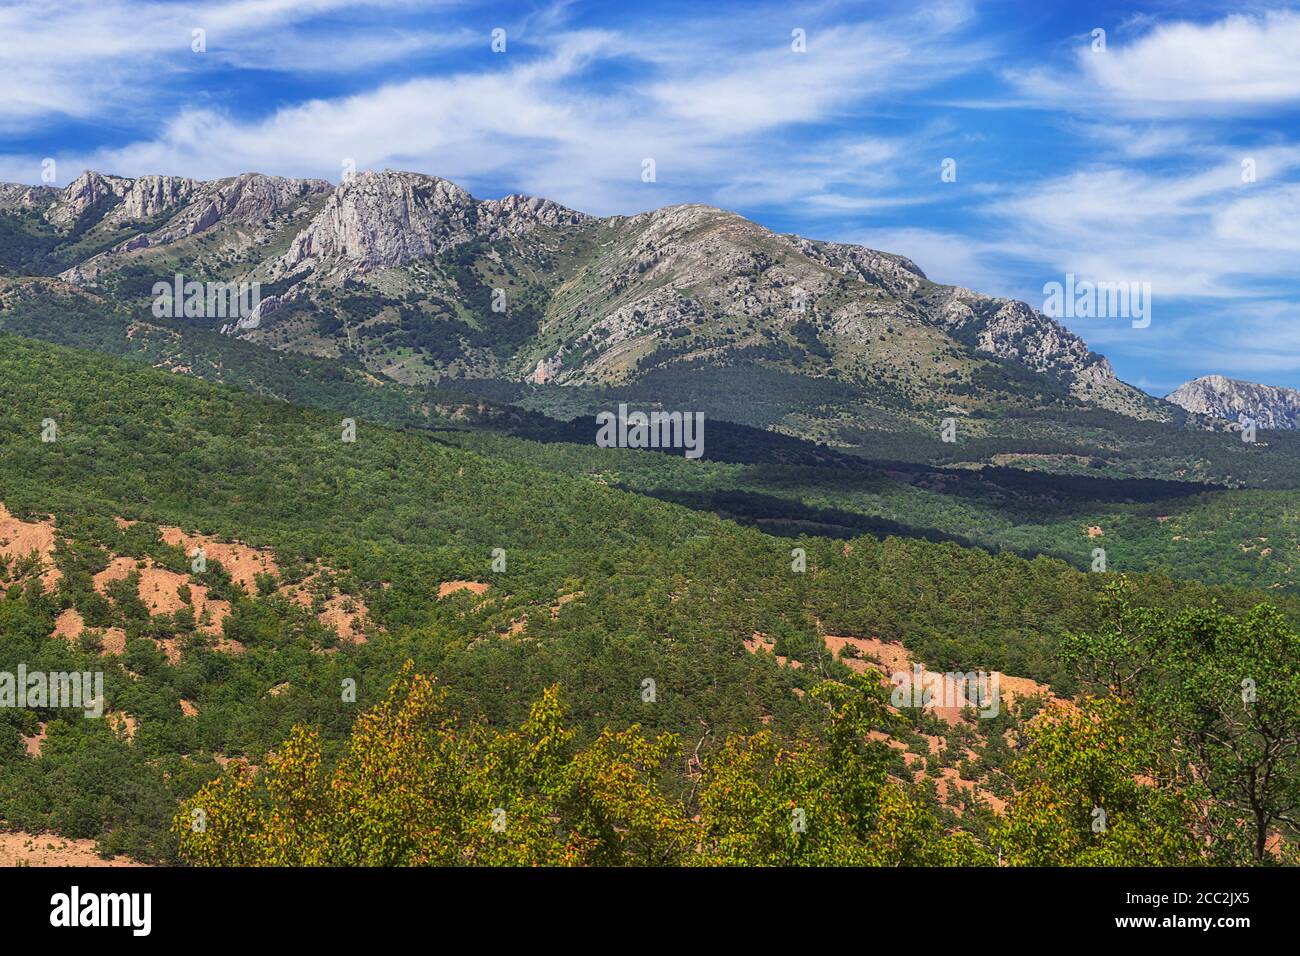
[633,486,972,545]
[517,413,1223,505]
[632,485,1090,571]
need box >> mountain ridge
[1,167,1168,441]
[1167,374,1300,430]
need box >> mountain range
[1,170,1171,431]
[3,168,1300,476]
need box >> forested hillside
[1,335,1296,864]
[4,280,1299,596]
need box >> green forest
[1,332,1297,865]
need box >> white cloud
[1082,11,1300,109]
[1007,10,1300,116]
[1215,181,1300,252]
[0,0,468,127]
[0,4,992,219]
[644,17,983,138]
[1065,122,1199,160]
[984,145,1300,299]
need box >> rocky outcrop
[45,171,132,227]
[139,172,330,246]
[919,287,1161,418]
[780,235,928,299]
[279,172,480,273]
[529,355,564,384]
[932,290,1098,374]
[776,233,1161,417]
[106,175,199,224]
[482,193,590,236]
[0,183,58,212]
[1167,375,1300,429]
[277,170,587,275]
[55,173,331,284]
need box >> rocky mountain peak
[52,172,333,285]
[1166,375,1300,429]
[929,287,1158,416]
[765,233,1159,418]
[45,170,133,227]
[153,172,330,241]
[277,170,483,274]
[277,170,585,276]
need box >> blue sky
[2,0,1299,395]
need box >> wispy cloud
[986,145,1300,297]
[2,3,992,217]
[0,0,468,126]
[1006,9,1300,115]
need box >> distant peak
[1167,374,1300,429]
